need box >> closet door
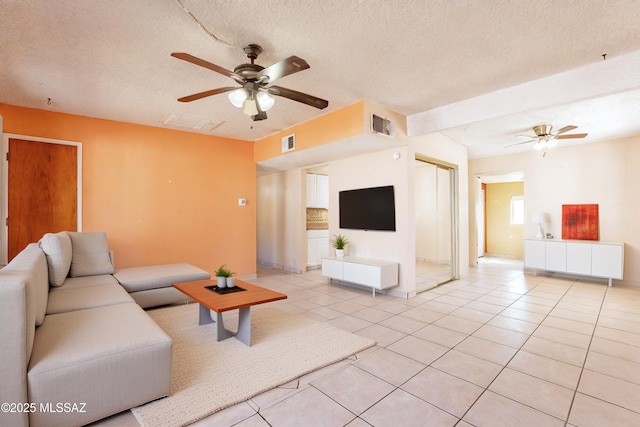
[415,160,456,291]
[415,162,437,290]
[435,165,453,285]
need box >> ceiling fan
[506,124,588,151]
[171,44,329,121]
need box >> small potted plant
[214,264,232,288]
[332,234,349,257]
[226,270,236,288]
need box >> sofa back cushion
[39,231,72,287]
[0,243,49,427]
[68,232,114,277]
[1,243,50,327]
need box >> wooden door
[7,138,78,261]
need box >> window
[510,196,524,225]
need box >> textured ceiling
[1,0,640,160]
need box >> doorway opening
[415,156,458,292]
[476,172,525,262]
[304,165,329,271]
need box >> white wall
[256,131,470,297]
[256,101,470,297]
[328,146,412,295]
[469,136,640,284]
[256,169,305,273]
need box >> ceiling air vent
[282,134,295,152]
[371,113,395,137]
[161,113,224,133]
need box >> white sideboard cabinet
[524,239,624,286]
[321,256,398,296]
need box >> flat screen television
[339,185,396,231]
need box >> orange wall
[0,104,256,276]
[254,101,365,162]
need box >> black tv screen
[339,185,396,231]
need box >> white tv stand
[321,256,398,296]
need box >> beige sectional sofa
[0,232,210,427]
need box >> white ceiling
[1,0,640,161]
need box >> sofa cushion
[56,273,119,289]
[113,263,210,292]
[68,232,114,277]
[38,232,72,287]
[129,287,192,309]
[27,303,172,427]
[46,283,134,315]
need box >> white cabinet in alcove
[306,174,317,207]
[315,175,329,208]
[306,174,329,208]
[307,230,329,267]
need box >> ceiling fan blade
[267,85,328,109]
[556,133,588,139]
[171,52,245,85]
[177,87,237,103]
[555,125,577,135]
[505,139,535,148]
[257,56,310,83]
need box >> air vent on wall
[371,113,395,137]
[282,134,295,152]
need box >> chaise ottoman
[114,263,210,308]
[28,303,172,427]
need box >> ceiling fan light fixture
[242,98,259,116]
[228,88,247,108]
[533,139,547,150]
[256,91,275,111]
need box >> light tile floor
[94,258,640,426]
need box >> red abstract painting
[562,204,599,240]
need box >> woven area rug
[131,303,376,427]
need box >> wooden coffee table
[173,279,287,346]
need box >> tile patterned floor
[94,258,640,426]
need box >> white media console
[524,238,624,286]
[321,256,399,296]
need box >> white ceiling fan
[506,124,588,151]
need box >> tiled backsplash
[306,208,328,223]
